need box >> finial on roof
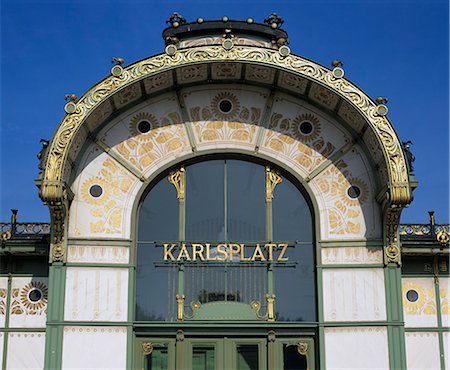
[167,12,186,28]
[264,12,284,29]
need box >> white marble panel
[402,278,437,327]
[444,332,449,369]
[9,277,48,328]
[67,245,129,264]
[439,277,449,327]
[405,332,440,370]
[0,277,7,327]
[6,332,45,370]
[321,246,383,265]
[69,147,143,239]
[0,332,4,369]
[323,268,386,321]
[64,267,128,321]
[324,327,389,369]
[62,326,127,370]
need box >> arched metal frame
[38,44,413,264]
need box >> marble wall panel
[184,85,267,151]
[321,246,383,265]
[402,278,437,327]
[9,278,48,328]
[68,148,142,239]
[0,333,3,369]
[444,332,449,369]
[67,245,129,264]
[64,267,128,322]
[324,327,389,369]
[0,277,7,327]
[61,326,127,370]
[323,268,386,321]
[6,332,45,370]
[310,144,381,241]
[405,332,440,370]
[439,277,449,327]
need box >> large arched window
[135,157,315,322]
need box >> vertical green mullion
[126,265,135,370]
[385,264,407,370]
[224,161,228,301]
[44,263,66,370]
[434,270,446,370]
[265,195,273,297]
[2,274,12,370]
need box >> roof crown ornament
[166,12,186,28]
[264,12,284,29]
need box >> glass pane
[192,346,215,370]
[274,242,315,321]
[139,178,178,242]
[273,179,312,242]
[136,243,177,321]
[283,344,307,370]
[227,160,265,241]
[186,161,224,241]
[145,346,168,370]
[236,345,259,370]
[185,265,226,304]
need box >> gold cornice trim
[40,45,411,207]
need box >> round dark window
[219,100,232,113]
[28,289,42,302]
[89,185,103,198]
[347,185,361,199]
[406,289,419,302]
[138,120,151,134]
[299,121,313,135]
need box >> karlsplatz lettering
[163,243,290,262]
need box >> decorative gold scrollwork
[266,167,282,201]
[297,342,308,356]
[183,301,201,319]
[176,294,185,321]
[385,207,402,265]
[266,293,276,321]
[168,167,185,200]
[437,230,449,246]
[142,342,153,356]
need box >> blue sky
[1,0,448,223]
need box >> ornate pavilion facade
[0,13,449,370]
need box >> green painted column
[385,264,407,370]
[44,263,66,370]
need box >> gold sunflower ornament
[20,281,48,313]
[291,113,321,142]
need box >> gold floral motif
[10,281,48,316]
[440,286,449,315]
[339,177,369,207]
[190,92,260,144]
[211,92,241,120]
[402,281,436,315]
[0,288,6,315]
[291,113,321,142]
[81,177,111,206]
[129,112,158,141]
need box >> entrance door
[136,336,313,370]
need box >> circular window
[347,185,361,199]
[138,120,151,134]
[406,289,419,302]
[89,185,103,198]
[28,289,42,302]
[299,121,313,135]
[219,100,232,113]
